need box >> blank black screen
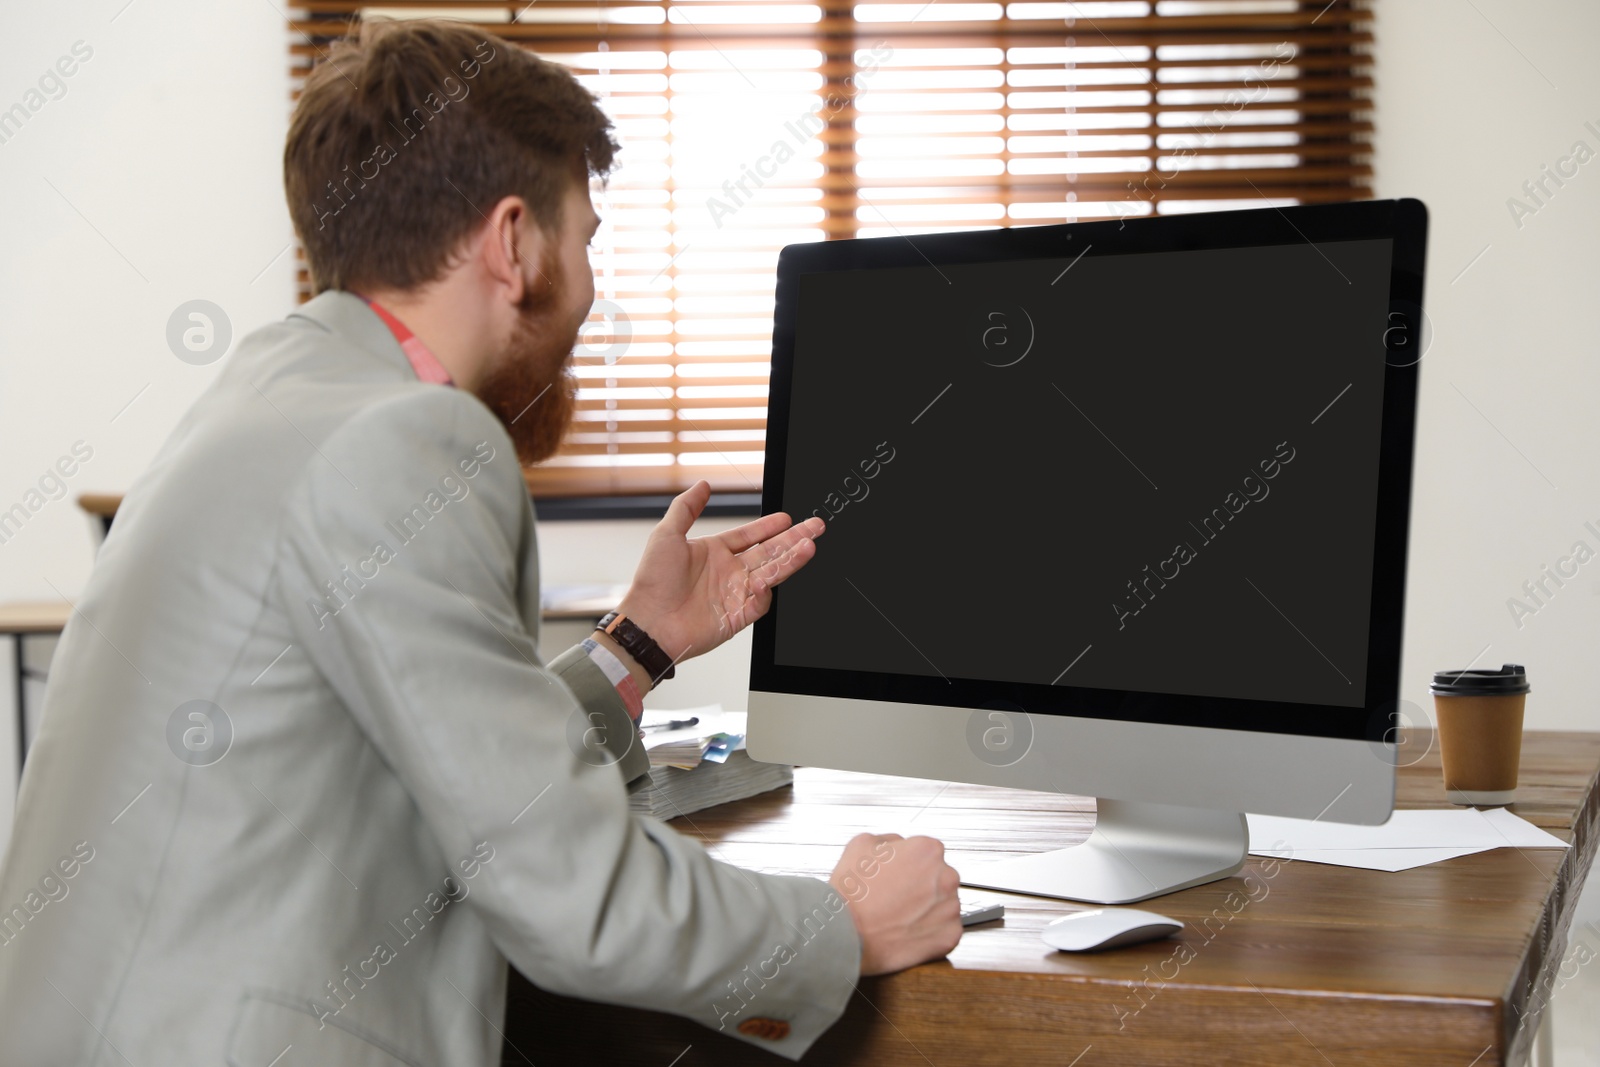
[773,238,1394,711]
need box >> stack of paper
[1245,806,1570,872]
[643,708,746,770]
[629,708,794,820]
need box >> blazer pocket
[226,990,421,1067]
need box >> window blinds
[290,0,1372,498]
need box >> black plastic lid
[1430,663,1530,696]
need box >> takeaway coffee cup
[1429,664,1530,806]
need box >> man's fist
[829,832,963,976]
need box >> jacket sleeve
[546,642,656,792]
[276,387,860,1059]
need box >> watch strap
[595,611,676,686]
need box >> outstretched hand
[617,481,826,667]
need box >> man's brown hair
[284,19,617,295]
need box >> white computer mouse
[1041,908,1184,952]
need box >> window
[290,0,1371,499]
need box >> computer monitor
[747,198,1428,903]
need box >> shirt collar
[354,294,455,387]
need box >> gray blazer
[0,292,859,1065]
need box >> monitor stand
[960,799,1249,904]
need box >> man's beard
[475,259,583,466]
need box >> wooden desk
[0,600,73,635]
[503,730,1599,1066]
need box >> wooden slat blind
[289,0,1372,499]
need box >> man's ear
[481,195,547,305]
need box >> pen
[641,716,700,732]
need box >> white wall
[1373,0,1600,731]
[0,1,295,599]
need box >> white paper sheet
[1247,807,1570,852]
[1245,807,1569,872]
[1477,806,1571,848]
[1263,846,1498,873]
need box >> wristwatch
[595,611,676,686]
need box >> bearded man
[0,17,961,1066]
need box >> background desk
[504,729,1598,1066]
[0,601,72,777]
